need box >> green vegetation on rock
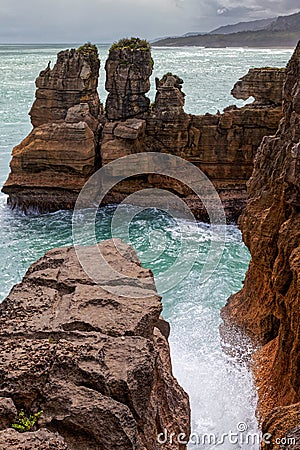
[110,37,151,52]
[11,410,43,433]
[77,42,99,61]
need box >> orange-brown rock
[2,42,284,221]
[3,117,99,212]
[232,67,286,105]
[2,45,102,212]
[101,67,282,221]
[222,42,300,448]
[261,402,300,449]
[0,239,190,449]
[30,46,101,127]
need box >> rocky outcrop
[146,73,190,152]
[0,239,190,449]
[231,67,285,105]
[222,43,300,447]
[2,41,284,220]
[105,38,153,120]
[2,45,102,212]
[101,65,282,221]
[30,46,101,127]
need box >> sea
[0,44,293,449]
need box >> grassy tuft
[110,37,151,52]
[11,410,43,433]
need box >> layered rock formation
[2,44,102,212]
[30,46,101,127]
[0,239,190,449]
[231,67,285,105]
[102,66,283,221]
[105,38,153,120]
[222,43,300,447]
[3,40,284,221]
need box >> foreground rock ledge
[0,239,190,449]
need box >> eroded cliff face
[2,45,102,212]
[105,40,153,120]
[0,239,190,450]
[2,41,284,221]
[100,63,283,221]
[231,67,285,105]
[222,43,300,448]
[30,47,101,127]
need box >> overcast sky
[0,0,299,43]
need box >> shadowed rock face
[231,67,286,105]
[0,239,190,450]
[105,46,153,120]
[102,67,283,222]
[222,43,300,447]
[30,47,101,127]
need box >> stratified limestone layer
[2,45,102,212]
[30,46,101,127]
[231,67,286,105]
[2,42,284,220]
[101,69,283,221]
[222,43,300,449]
[105,39,153,120]
[0,239,190,450]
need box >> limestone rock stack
[29,46,101,127]
[2,40,286,221]
[222,43,300,447]
[0,239,190,449]
[2,44,102,213]
[146,73,190,153]
[105,38,153,120]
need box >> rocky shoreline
[0,239,190,449]
[2,38,300,449]
[2,40,284,222]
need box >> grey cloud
[0,0,299,42]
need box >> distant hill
[153,11,300,48]
[268,11,300,32]
[153,30,300,48]
[210,17,275,35]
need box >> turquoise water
[0,45,293,448]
